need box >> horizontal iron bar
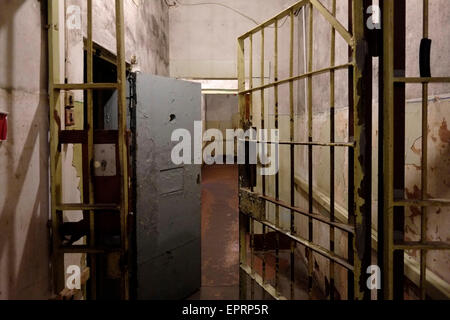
[256,192,355,234]
[53,83,118,90]
[254,217,354,270]
[56,203,121,211]
[241,139,354,148]
[394,199,450,207]
[239,63,353,94]
[58,246,122,254]
[59,130,118,145]
[393,77,450,83]
[394,241,450,251]
[239,0,309,39]
[240,265,288,300]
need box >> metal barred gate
[381,0,450,300]
[237,0,373,300]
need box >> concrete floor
[187,164,326,300]
[189,165,240,300]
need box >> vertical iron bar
[48,0,65,295]
[250,216,255,299]
[393,0,406,300]
[289,9,295,300]
[237,36,247,299]
[352,0,372,300]
[249,33,255,299]
[420,0,429,300]
[307,2,314,297]
[273,18,280,299]
[115,0,129,300]
[377,0,385,301]
[250,34,254,124]
[347,0,355,299]
[86,0,96,300]
[261,29,265,196]
[329,0,336,301]
[260,28,269,292]
[382,0,395,300]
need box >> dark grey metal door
[135,74,202,300]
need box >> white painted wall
[169,0,299,78]
[0,0,51,299]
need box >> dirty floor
[189,165,240,300]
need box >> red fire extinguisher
[0,113,7,141]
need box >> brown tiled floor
[188,165,240,300]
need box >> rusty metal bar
[249,34,253,123]
[249,32,255,299]
[329,0,336,300]
[351,0,373,300]
[392,0,407,300]
[273,17,280,298]
[260,27,270,293]
[48,0,65,294]
[347,0,355,299]
[53,83,118,90]
[241,265,288,300]
[237,31,248,300]
[289,9,296,299]
[255,192,355,234]
[420,0,429,300]
[242,213,354,271]
[238,38,246,130]
[307,2,314,297]
[382,0,399,300]
[115,0,129,300]
[56,203,121,211]
[86,0,97,300]
[239,63,353,94]
[249,216,255,299]
[260,28,265,195]
[393,199,450,207]
[237,0,370,301]
[394,241,450,251]
[393,77,450,83]
[274,18,280,228]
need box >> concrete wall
[169,0,299,78]
[0,0,170,300]
[0,0,50,299]
[204,94,239,158]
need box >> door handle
[420,38,432,78]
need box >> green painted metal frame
[382,0,450,300]
[48,0,129,300]
[238,0,372,300]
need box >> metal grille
[48,0,129,299]
[382,0,450,300]
[238,0,372,300]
